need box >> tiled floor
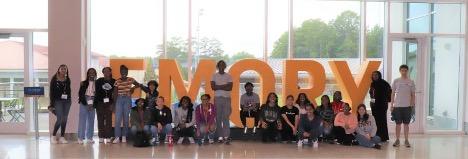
[0,134,466,159]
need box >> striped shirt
[115,77,135,96]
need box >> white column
[48,0,86,136]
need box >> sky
[0,0,384,58]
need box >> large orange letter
[229,59,275,128]
[283,60,326,106]
[158,59,216,106]
[329,60,381,111]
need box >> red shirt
[331,101,345,114]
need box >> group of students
[48,60,415,150]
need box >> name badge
[87,100,93,105]
[103,98,110,103]
[370,98,376,103]
[61,94,68,99]
[160,111,163,115]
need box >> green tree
[366,25,384,58]
[271,10,365,58]
[144,57,156,82]
[329,11,360,58]
[229,51,255,64]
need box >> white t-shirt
[392,78,416,107]
[240,93,260,111]
[211,72,233,98]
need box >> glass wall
[0,35,25,123]
[428,37,463,130]
[88,0,466,131]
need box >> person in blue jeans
[130,98,154,143]
[113,65,138,144]
[49,64,72,144]
[355,104,381,149]
[153,96,173,144]
[77,68,97,144]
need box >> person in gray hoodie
[355,104,382,149]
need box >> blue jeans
[131,125,156,137]
[355,134,381,148]
[155,124,172,140]
[78,96,96,140]
[115,95,131,138]
[197,124,215,140]
[52,100,71,137]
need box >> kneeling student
[298,105,323,148]
[195,94,217,145]
[258,93,282,143]
[173,96,196,144]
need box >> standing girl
[77,68,97,144]
[49,64,71,144]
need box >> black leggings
[240,110,259,127]
[333,126,355,145]
[262,122,279,142]
[281,124,296,141]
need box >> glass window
[292,0,360,104]
[90,0,162,82]
[33,32,49,131]
[407,3,431,33]
[166,0,189,81]
[268,0,288,59]
[0,0,48,29]
[0,35,25,123]
[428,37,463,130]
[433,4,465,34]
[192,0,263,64]
[293,0,360,58]
[366,2,385,58]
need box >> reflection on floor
[0,134,466,159]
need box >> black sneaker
[225,138,231,145]
[373,144,382,150]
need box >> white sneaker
[87,139,95,144]
[77,139,84,144]
[122,137,127,143]
[59,137,68,144]
[105,138,111,144]
[50,136,58,144]
[297,140,303,147]
[99,138,104,143]
[177,138,184,144]
[313,140,319,148]
[151,138,156,144]
[209,138,214,144]
[303,139,309,145]
[243,127,248,134]
[188,137,195,144]
[218,137,224,143]
[112,137,120,144]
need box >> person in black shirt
[94,67,116,143]
[298,105,323,148]
[139,80,159,110]
[49,64,71,144]
[315,95,335,142]
[153,96,173,144]
[280,95,299,143]
[369,71,391,142]
[258,93,282,142]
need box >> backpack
[133,131,150,147]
